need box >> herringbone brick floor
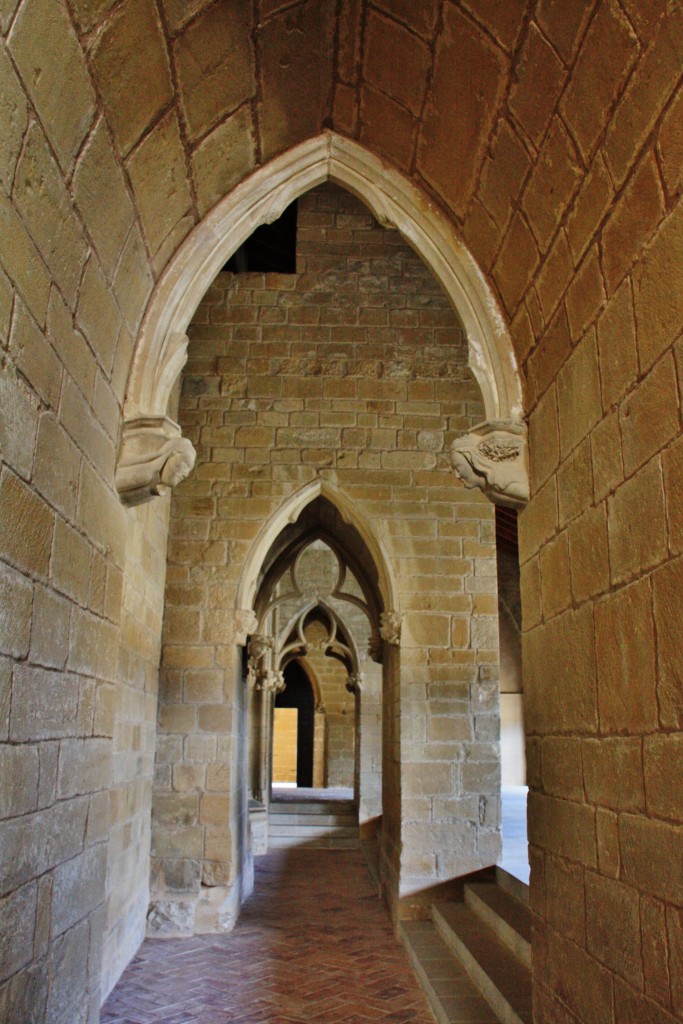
[101,849,435,1024]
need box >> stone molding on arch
[116,132,526,506]
[234,479,400,631]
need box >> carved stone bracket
[345,672,363,694]
[380,610,403,646]
[234,609,259,646]
[451,419,529,509]
[115,416,197,507]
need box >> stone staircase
[401,867,531,1024]
[267,797,360,849]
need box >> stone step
[495,866,530,906]
[267,834,360,849]
[400,920,500,1024]
[464,884,531,967]
[269,800,356,816]
[431,901,532,1024]
[268,811,358,827]
[268,823,358,839]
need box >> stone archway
[115,133,526,507]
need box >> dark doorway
[275,662,314,788]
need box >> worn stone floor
[101,848,435,1024]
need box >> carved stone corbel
[345,673,363,695]
[234,609,259,646]
[451,419,529,510]
[115,416,197,507]
[380,610,403,646]
[247,634,273,690]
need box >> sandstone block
[33,413,80,519]
[72,121,135,283]
[607,457,667,584]
[147,898,196,936]
[634,201,683,371]
[0,558,32,659]
[30,584,69,670]
[528,791,596,867]
[644,734,683,822]
[13,122,87,310]
[658,84,683,197]
[652,556,683,729]
[597,277,638,411]
[0,881,36,984]
[557,329,602,459]
[544,853,585,945]
[540,737,583,802]
[0,797,87,892]
[522,118,581,254]
[51,516,92,606]
[0,469,53,578]
[478,119,530,232]
[586,872,643,986]
[0,40,28,193]
[57,739,112,800]
[620,353,679,476]
[539,531,571,618]
[0,744,39,820]
[663,436,683,555]
[596,807,620,879]
[583,737,645,813]
[416,3,506,218]
[126,112,193,257]
[508,21,565,147]
[174,3,255,142]
[524,605,598,735]
[567,501,609,604]
[566,153,614,265]
[590,411,623,503]
[10,665,82,741]
[620,812,683,904]
[112,224,154,335]
[91,0,173,156]
[69,0,117,32]
[11,298,62,411]
[8,0,95,172]
[51,843,106,939]
[602,153,665,296]
[640,895,672,1010]
[363,10,430,116]
[560,0,638,162]
[492,211,539,316]
[595,577,657,733]
[0,189,50,326]
[565,247,605,342]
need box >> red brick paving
[101,849,435,1024]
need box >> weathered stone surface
[0,181,51,328]
[10,298,62,411]
[0,41,28,193]
[417,4,507,218]
[10,666,83,741]
[30,584,69,670]
[68,0,117,32]
[13,122,87,310]
[633,201,683,372]
[174,3,255,142]
[620,813,683,905]
[597,277,638,411]
[33,413,80,519]
[8,0,95,172]
[602,153,665,296]
[191,106,257,219]
[0,558,32,659]
[522,118,581,254]
[508,22,565,147]
[556,330,602,460]
[112,224,155,335]
[0,882,36,983]
[91,0,174,156]
[658,84,683,197]
[585,872,643,986]
[608,458,667,584]
[595,577,658,733]
[46,919,89,1024]
[652,555,683,729]
[51,844,107,938]
[0,797,88,892]
[72,120,135,283]
[363,10,430,116]
[127,112,193,257]
[147,898,196,935]
[0,468,53,578]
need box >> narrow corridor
[101,849,435,1024]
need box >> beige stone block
[544,853,585,946]
[640,897,672,1010]
[206,763,229,792]
[663,435,683,555]
[172,765,205,793]
[199,794,229,826]
[402,612,450,648]
[46,292,95,408]
[620,812,683,905]
[160,0,213,33]
[51,516,91,606]
[0,558,32,660]
[658,84,683,198]
[0,469,53,578]
[643,734,683,822]
[183,669,224,704]
[524,605,598,734]
[596,277,638,411]
[540,736,583,801]
[72,121,135,283]
[363,9,430,116]
[620,353,679,476]
[57,739,111,799]
[162,646,215,669]
[402,763,453,797]
[416,3,505,218]
[634,201,683,372]
[153,792,198,827]
[126,111,193,257]
[517,477,557,562]
[77,460,126,569]
[528,384,559,491]
[0,744,39,819]
[94,683,116,738]
[565,152,614,265]
[69,0,117,32]
[567,501,609,604]
[10,665,82,741]
[539,531,571,618]
[13,122,87,309]
[0,882,37,984]
[204,827,231,863]
[583,737,645,814]
[652,555,683,729]
[519,555,541,631]
[91,0,173,156]
[68,606,118,681]
[11,298,62,411]
[492,211,539,317]
[607,457,667,584]
[30,584,69,670]
[174,3,255,142]
[602,153,665,296]
[151,825,203,860]
[258,1,334,161]
[0,41,28,194]
[528,790,596,867]
[8,0,95,172]
[33,413,80,519]
[523,118,581,255]
[112,224,154,335]
[0,189,50,327]
[557,437,593,528]
[586,872,643,987]
[595,577,658,733]
[557,328,602,459]
[590,411,623,503]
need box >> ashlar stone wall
[155,183,501,926]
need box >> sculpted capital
[451,419,529,509]
[380,610,403,646]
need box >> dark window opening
[223,200,298,274]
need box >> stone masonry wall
[156,183,500,924]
